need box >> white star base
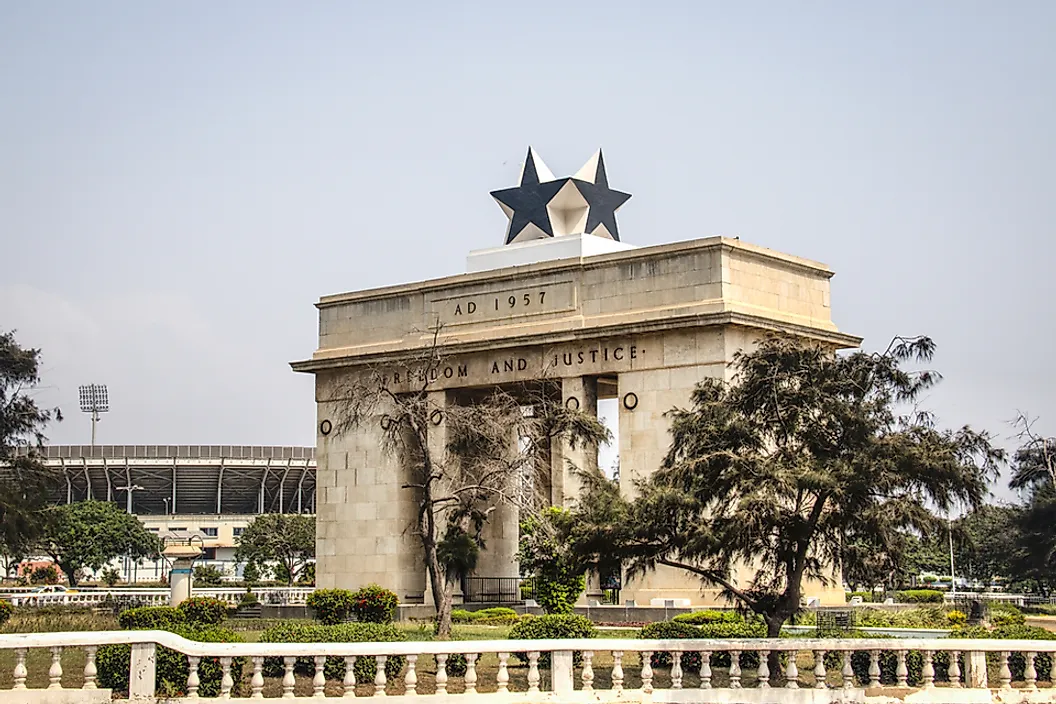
[467,233,637,273]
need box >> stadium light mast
[78,384,109,447]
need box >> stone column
[552,376,599,508]
[423,390,457,607]
[168,558,193,606]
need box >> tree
[99,566,121,588]
[193,564,225,586]
[234,513,315,586]
[571,335,1002,645]
[955,503,1021,585]
[0,331,62,550]
[37,501,161,587]
[329,327,608,637]
[518,506,588,613]
[1007,414,1056,595]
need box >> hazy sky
[2,2,1053,499]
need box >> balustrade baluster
[583,651,596,691]
[785,649,799,689]
[948,651,961,687]
[641,651,654,694]
[83,646,98,689]
[729,651,741,689]
[526,652,540,694]
[375,655,388,697]
[868,650,881,688]
[669,651,681,689]
[841,652,853,689]
[48,646,63,689]
[282,656,297,699]
[465,654,478,694]
[699,651,711,689]
[250,657,264,699]
[405,654,418,695]
[998,652,1012,690]
[611,651,624,694]
[1025,652,1038,690]
[922,651,935,689]
[436,654,449,695]
[896,650,908,687]
[220,657,234,699]
[188,656,201,698]
[497,653,510,693]
[343,656,357,698]
[13,649,27,690]
[313,655,326,698]
[758,651,770,688]
[813,650,826,689]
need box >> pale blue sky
[2,2,1054,499]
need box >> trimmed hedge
[672,610,743,625]
[259,622,406,682]
[0,599,12,627]
[97,626,246,697]
[896,589,945,604]
[307,589,355,625]
[118,606,185,630]
[509,614,595,667]
[177,596,229,626]
[846,591,874,603]
[640,619,764,669]
[451,607,520,625]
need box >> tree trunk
[427,547,454,638]
[61,563,78,588]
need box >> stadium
[31,444,316,582]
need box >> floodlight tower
[78,384,109,447]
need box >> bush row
[0,599,13,627]
[896,589,945,604]
[118,597,230,630]
[259,622,406,681]
[640,618,766,669]
[672,610,744,625]
[451,607,521,625]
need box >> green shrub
[30,565,59,585]
[640,620,705,671]
[259,622,405,681]
[509,614,595,667]
[119,606,186,630]
[897,589,945,604]
[178,597,229,626]
[351,584,398,624]
[451,609,476,623]
[307,588,355,625]
[451,607,520,625]
[0,600,12,627]
[239,589,259,606]
[673,610,743,625]
[97,626,246,697]
[535,573,585,615]
[989,603,1026,627]
[846,591,873,603]
[945,610,967,627]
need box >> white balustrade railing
[0,632,1055,702]
[2,586,314,607]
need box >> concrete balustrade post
[552,651,574,696]
[129,642,157,701]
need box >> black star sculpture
[491,147,631,244]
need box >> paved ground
[1026,616,1056,632]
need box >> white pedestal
[466,233,636,273]
[169,558,194,607]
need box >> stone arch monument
[292,149,860,607]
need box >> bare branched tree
[325,326,609,637]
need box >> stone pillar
[552,376,598,508]
[169,558,193,606]
[423,390,455,607]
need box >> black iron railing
[461,577,535,604]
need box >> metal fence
[460,576,534,603]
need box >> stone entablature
[294,237,858,372]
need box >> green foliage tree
[193,564,225,587]
[99,566,121,588]
[329,327,609,637]
[38,501,162,587]
[1008,415,1056,596]
[234,514,315,586]
[241,561,261,585]
[955,503,1021,585]
[518,507,587,614]
[0,331,62,552]
[571,336,1002,643]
